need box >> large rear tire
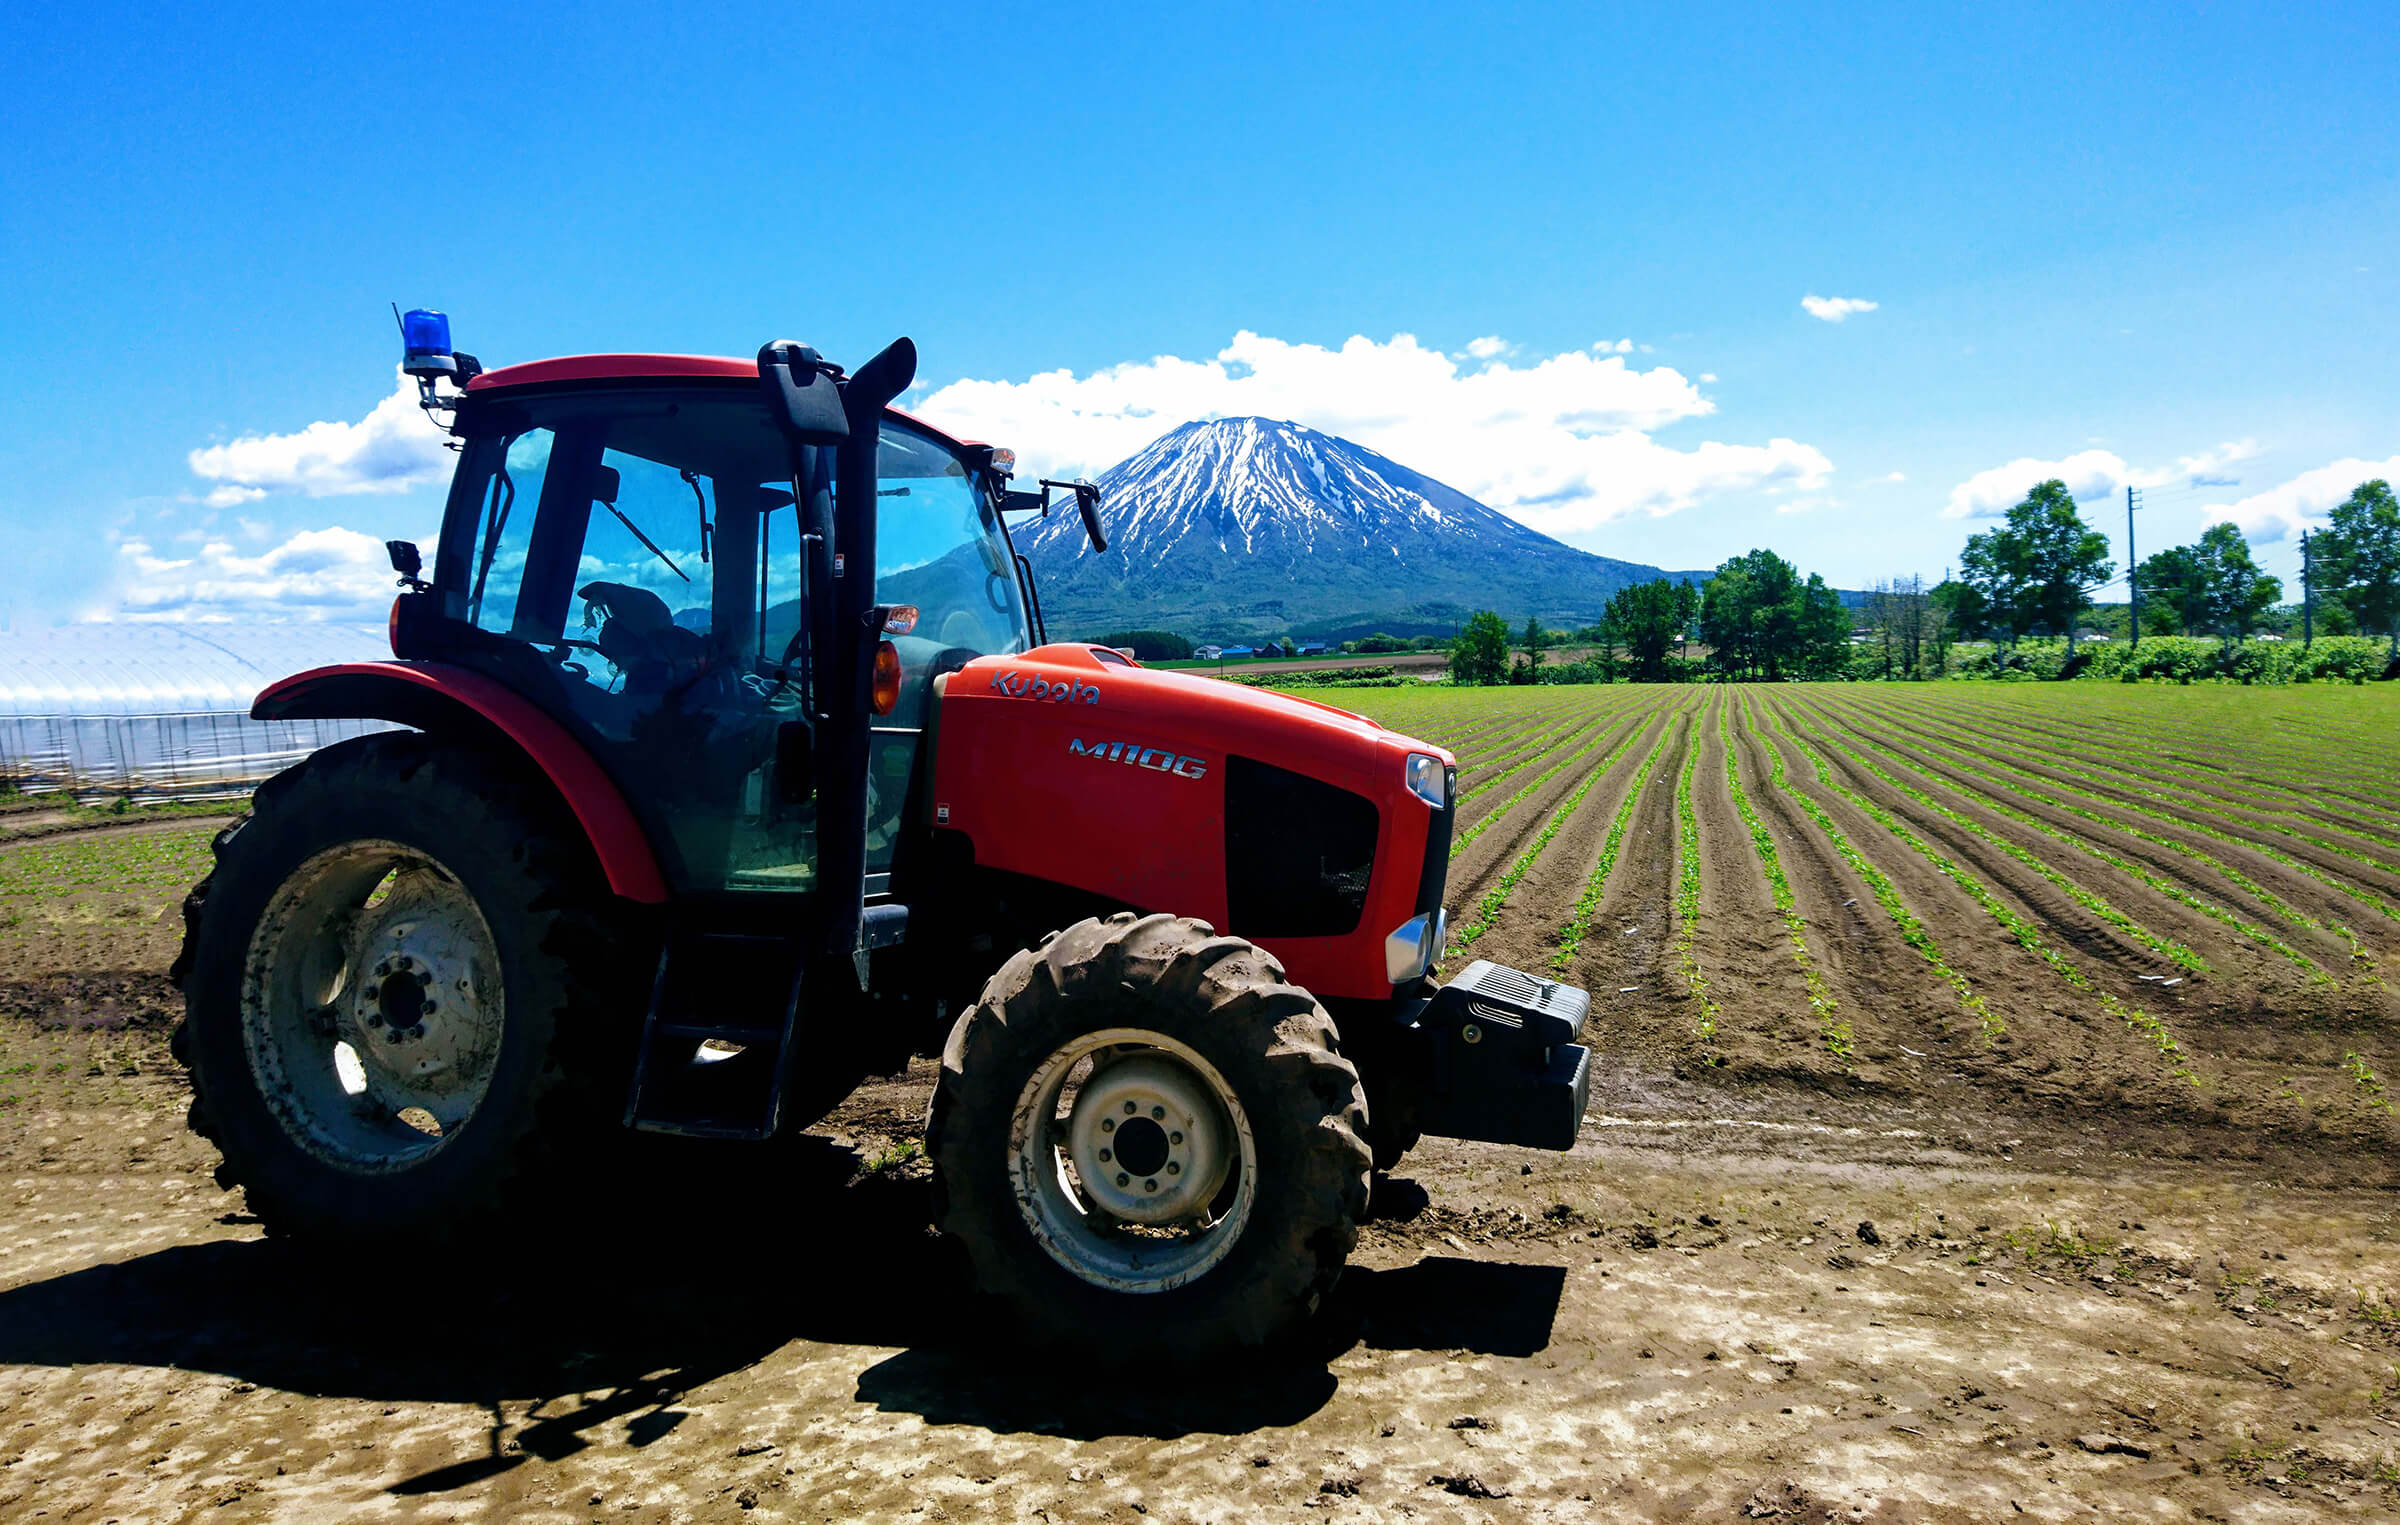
[172,732,637,1243]
[927,913,1371,1359]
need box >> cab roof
[465,354,980,450]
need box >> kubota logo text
[1068,738,1209,779]
[990,670,1100,705]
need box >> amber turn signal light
[871,641,902,715]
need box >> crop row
[1549,711,1679,972]
[1719,700,1849,1060]
[1765,701,2196,1085]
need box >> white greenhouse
[0,623,394,802]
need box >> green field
[1326,681,2400,1143]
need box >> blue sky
[3,1,2394,624]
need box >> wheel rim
[240,839,506,1174]
[1008,1027,1258,1294]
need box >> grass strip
[1447,710,1656,956]
[1788,707,2208,975]
[1670,706,1728,1042]
[1549,709,1678,972]
[1743,694,2000,1046]
[1821,696,2356,978]
[1767,701,2195,1085]
[1672,698,1721,1041]
[1723,700,1851,1060]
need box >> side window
[464,432,553,636]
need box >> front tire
[927,913,1371,1359]
[174,732,634,1243]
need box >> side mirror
[1036,478,1106,552]
[1073,481,1106,552]
[757,340,851,446]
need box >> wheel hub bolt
[1166,1161,1181,1175]
[1144,1179,1158,1193]
[1100,1118,1115,1133]
[366,1014,384,1029]
[1098,1148,1112,1162]
[1123,1101,1137,1116]
[407,1024,426,1040]
[1169,1131,1184,1146]
[1115,1173,1130,1187]
[1152,1106,1165,1120]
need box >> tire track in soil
[1751,693,2146,1113]
[1812,694,2388,1017]
[1725,697,1959,1090]
[1567,696,1702,1072]
[1869,703,2400,945]
[1464,703,1674,984]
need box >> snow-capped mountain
[1013,417,1707,640]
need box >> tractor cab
[400,351,1037,899]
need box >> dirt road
[6,813,2400,1521]
[6,1028,2399,1521]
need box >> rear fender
[252,662,670,903]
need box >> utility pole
[2126,485,2144,649]
[2301,529,2314,648]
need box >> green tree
[1696,549,1845,680]
[1519,615,1547,668]
[2135,544,2206,636]
[2318,479,2400,661]
[1449,610,1513,685]
[2189,522,2281,641]
[1957,530,2034,660]
[2009,480,2114,656]
[1602,579,1684,681]
[1674,580,1700,662]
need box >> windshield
[872,420,1030,664]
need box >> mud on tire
[927,912,1372,1359]
[172,731,639,1243]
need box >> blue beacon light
[400,308,456,378]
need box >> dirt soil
[7,825,2400,1522]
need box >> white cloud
[104,525,425,622]
[1464,335,1507,359]
[1940,449,2136,520]
[1872,471,1907,484]
[912,330,1832,536]
[2201,456,2400,543]
[1801,294,1878,323]
[187,368,451,500]
[1775,496,1835,516]
[2175,438,2260,487]
[1940,439,2274,521]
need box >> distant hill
[1010,418,1714,642]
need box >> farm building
[0,623,392,802]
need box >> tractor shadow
[0,1144,1562,1474]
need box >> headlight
[1404,752,1450,810]
[1384,908,1448,984]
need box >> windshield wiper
[597,495,690,583]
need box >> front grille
[1224,756,1379,937]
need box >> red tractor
[170,317,1593,1356]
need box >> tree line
[1445,476,2400,685]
